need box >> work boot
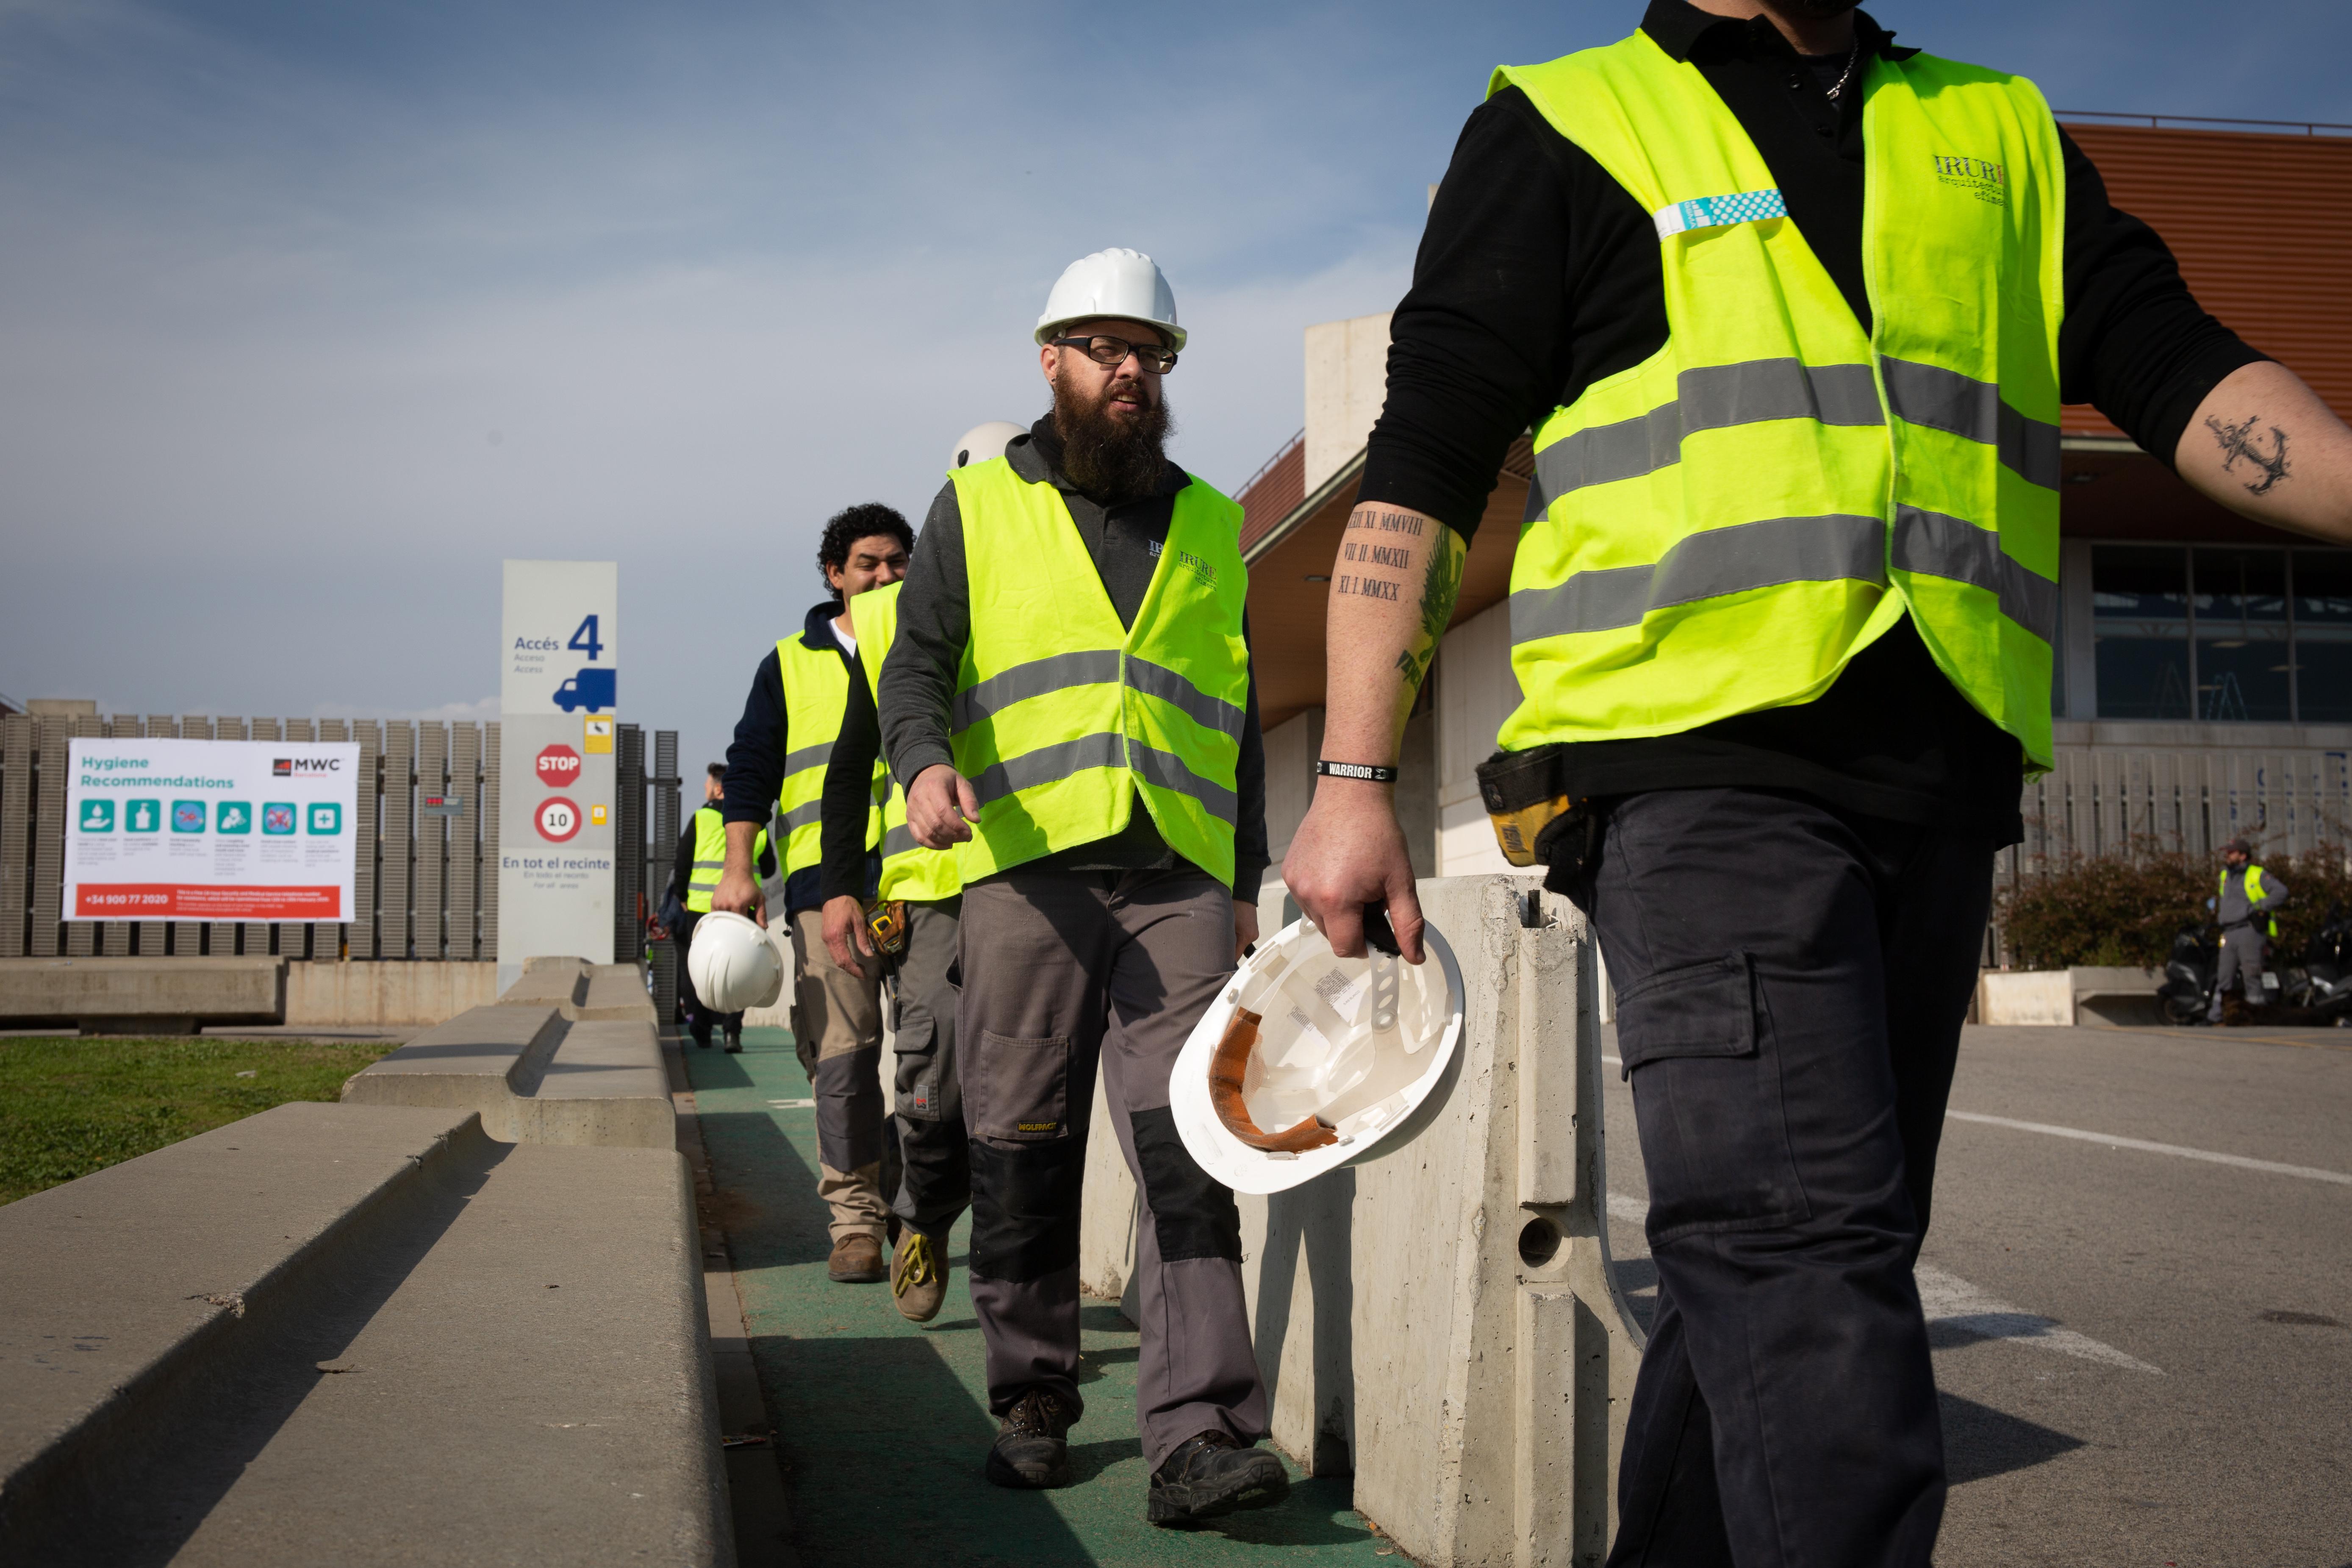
[1147,1430,1289,1526]
[723,1027,743,1054]
[985,1388,1075,1489]
[827,1234,885,1283]
[891,1230,948,1323]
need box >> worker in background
[1283,4,2352,1564]
[714,505,911,1286]
[884,249,1289,1525]
[816,433,1008,1321]
[675,763,768,1051]
[2209,836,2287,1023]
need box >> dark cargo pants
[890,897,971,1240]
[1574,787,1994,1568]
[957,864,1269,1470]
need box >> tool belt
[1475,745,1598,883]
[865,899,910,960]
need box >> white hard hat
[1170,916,1464,1195]
[951,421,1027,469]
[686,910,785,1013]
[1035,247,1186,352]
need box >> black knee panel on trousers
[1131,1107,1242,1263]
[968,1138,1084,1282]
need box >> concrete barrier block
[495,957,589,1011]
[518,1020,676,1148]
[1234,876,1644,1567]
[1977,969,2077,1026]
[283,961,498,1027]
[341,1004,673,1149]
[0,957,286,1032]
[572,963,659,1023]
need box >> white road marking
[1946,1110,2352,1187]
[1913,1265,2162,1374]
[1603,1192,2159,1373]
[767,1099,815,1109]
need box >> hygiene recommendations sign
[62,738,360,921]
[498,559,618,979]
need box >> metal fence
[2005,744,2352,880]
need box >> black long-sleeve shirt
[1361,0,2269,842]
[876,418,1271,898]
[719,601,862,917]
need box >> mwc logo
[272,757,341,776]
[535,745,583,787]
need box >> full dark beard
[1051,374,1173,502]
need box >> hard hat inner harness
[1206,939,1423,1157]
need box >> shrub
[1997,840,2352,970]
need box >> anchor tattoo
[2205,414,2292,496]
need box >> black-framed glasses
[1050,334,1178,374]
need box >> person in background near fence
[885,249,1290,1524]
[673,763,770,1052]
[714,505,912,1285]
[1284,3,2352,1565]
[2208,837,2287,1024]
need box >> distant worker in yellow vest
[1283,5,2352,1563]
[713,504,910,1285]
[884,250,1290,1525]
[2208,836,2287,1023]
[674,763,771,1052]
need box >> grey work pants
[2208,924,2269,1021]
[890,897,971,1241]
[956,865,1268,1470]
[784,907,888,1243]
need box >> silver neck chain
[1825,38,1861,101]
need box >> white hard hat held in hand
[1170,916,1465,1195]
[950,422,1026,470]
[1035,248,1185,352]
[686,910,785,1014]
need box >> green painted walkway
[686,1028,1395,1568]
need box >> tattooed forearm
[2207,414,2292,496]
[1392,530,1466,697]
[1345,508,1427,536]
[1335,574,1402,601]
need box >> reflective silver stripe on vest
[1124,656,1245,742]
[1880,357,2061,491]
[971,731,1128,805]
[779,799,825,833]
[782,740,834,777]
[1523,360,1883,522]
[1891,505,2059,641]
[1510,513,1886,643]
[1129,739,1239,826]
[953,650,1123,733]
[882,824,921,860]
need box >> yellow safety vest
[948,457,1249,883]
[777,630,882,878]
[2222,865,2280,938]
[1493,34,2064,770]
[684,806,765,914]
[850,581,963,903]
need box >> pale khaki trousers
[783,908,888,1243]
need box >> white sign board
[498,560,618,981]
[62,738,360,922]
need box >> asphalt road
[1600,1023,2352,1568]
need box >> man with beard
[1284,2,2352,1564]
[879,248,1287,1525]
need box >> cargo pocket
[1616,953,1808,1240]
[969,1030,1071,1142]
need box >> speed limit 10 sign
[534,796,582,843]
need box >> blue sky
[5,0,2349,776]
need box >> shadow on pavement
[1939,1391,2086,1485]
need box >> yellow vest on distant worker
[1492,34,2065,769]
[947,456,1249,884]
[851,581,962,903]
[2222,864,2280,938]
[684,806,765,914]
[776,630,882,879]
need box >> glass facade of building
[2092,545,2352,722]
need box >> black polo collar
[1640,0,1915,64]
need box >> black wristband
[1317,759,1399,783]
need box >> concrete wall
[285,960,499,1026]
[1436,599,1522,878]
[1302,314,1393,496]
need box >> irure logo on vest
[1930,153,2008,207]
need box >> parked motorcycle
[2159,924,2218,1026]
[2286,902,2352,1027]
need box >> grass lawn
[0,1035,397,1207]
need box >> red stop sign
[536,744,582,787]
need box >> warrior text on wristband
[1317,760,1400,784]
